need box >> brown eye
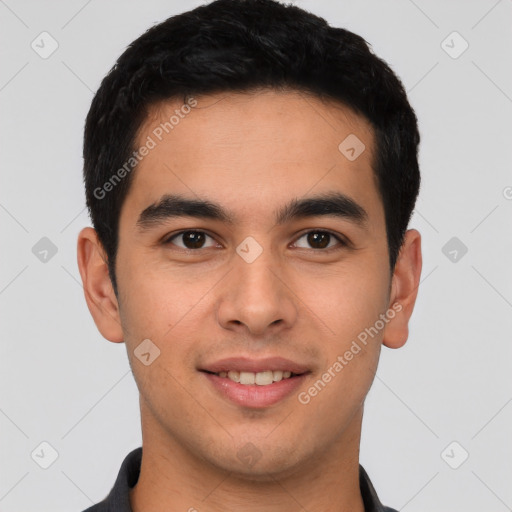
[293,230,346,251]
[164,230,217,250]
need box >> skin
[77,89,422,512]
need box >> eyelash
[162,229,348,253]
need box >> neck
[130,403,366,512]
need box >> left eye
[293,230,345,251]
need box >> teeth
[255,371,273,385]
[216,370,296,385]
[227,370,240,382]
[240,371,255,385]
[273,370,283,382]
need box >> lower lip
[202,372,308,408]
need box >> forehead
[139,89,374,160]
[122,89,382,230]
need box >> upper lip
[200,356,310,374]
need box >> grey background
[1,0,511,511]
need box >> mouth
[199,357,310,408]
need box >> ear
[77,227,124,343]
[382,229,422,349]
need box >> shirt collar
[84,446,397,512]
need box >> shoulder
[359,464,399,512]
[81,501,109,512]
[79,447,142,512]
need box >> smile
[200,357,310,408]
[209,370,298,386]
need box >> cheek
[297,289,385,428]
[295,261,390,342]
[299,258,389,421]
[117,253,212,340]
[116,257,218,399]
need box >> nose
[216,245,298,337]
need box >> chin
[203,439,309,481]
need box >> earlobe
[76,227,124,343]
[382,229,422,349]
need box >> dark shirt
[82,447,398,512]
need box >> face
[79,89,420,480]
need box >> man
[77,0,422,510]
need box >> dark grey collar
[82,446,397,512]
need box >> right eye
[163,230,220,251]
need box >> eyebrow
[136,191,368,232]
